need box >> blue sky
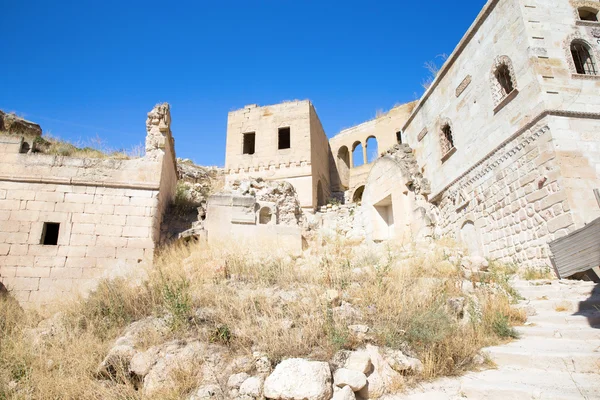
[3,0,486,166]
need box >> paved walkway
[387,279,600,400]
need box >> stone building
[0,105,177,305]
[224,101,331,211]
[224,0,600,269]
[362,0,600,267]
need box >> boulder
[332,386,356,400]
[228,372,250,389]
[190,384,224,399]
[263,358,333,400]
[359,345,403,399]
[344,351,372,374]
[333,368,367,391]
[239,376,263,397]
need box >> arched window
[571,41,597,75]
[578,7,599,22]
[440,123,455,156]
[352,142,364,168]
[352,185,365,203]
[366,136,378,164]
[259,207,273,224]
[490,56,518,107]
[495,64,514,97]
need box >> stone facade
[0,104,178,305]
[224,101,330,210]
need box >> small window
[41,222,60,245]
[243,132,256,155]
[578,7,598,22]
[396,131,402,144]
[571,41,597,75]
[259,207,272,224]
[495,64,514,97]
[441,124,455,156]
[278,127,291,150]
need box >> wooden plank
[548,216,600,278]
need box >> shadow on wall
[573,282,600,329]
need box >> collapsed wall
[0,104,178,306]
[203,178,304,253]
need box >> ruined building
[0,105,177,305]
[224,0,600,268]
[3,0,600,305]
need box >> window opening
[243,132,256,155]
[396,131,402,144]
[278,127,291,150]
[495,64,514,97]
[41,222,60,245]
[441,124,455,155]
[571,41,597,75]
[259,207,272,224]
[579,8,598,22]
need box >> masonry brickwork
[0,104,177,305]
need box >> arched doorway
[460,220,482,257]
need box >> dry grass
[32,134,143,159]
[0,237,525,398]
[520,266,555,281]
[554,301,573,312]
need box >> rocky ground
[387,279,600,400]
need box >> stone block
[114,205,146,216]
[64,193,95,204]
[65,257,97,268]
[34,191,64,202]
[16,266,51,278]
[547,213,573,234]
[55,202,85,213]
[126,238,154,249]
[125,216,153,227]
[96,235,128,247]
[116,247,144,260]
[122,226,150,238]
[84,203,114,215]
[11,277,40,291]
[86,246,116,258]
[70,234,96,246]
[34,256,66,268]
[50,267,82,279]
[56,245,87,257]
[94,225,122,237]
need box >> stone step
[497,337,600,353]
[483,346,600,373]
[520,297,600,312]
[516,324,600,340]
[526,310,600,327]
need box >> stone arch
[571,1,600,21]
[259,206,274,225]
[459,219,483,257]
[366,136,379,164]
[317,180,325,208]
[352,185,365,203]
[563,33,600,76]
[352,141,364,168]
[337,146,350,189]
[490,55,518,106]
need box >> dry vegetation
[0,237,525,399]
[31,135,143,159]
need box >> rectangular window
[278,127,291,150]
[41,222,60,245]
[396,131,402,144]
[243,132,256,155]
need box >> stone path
[386,279,600,400]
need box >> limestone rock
[263,358,333,400]
[360,345,403,399]
[228,372,251,389]
[239,376,264,397]
[344,351,372,374]
[384,348,423,374]
[190,384,225,399]
[333,368,367,391]
[97,344,136,379]
[332,385,356,400]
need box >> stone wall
[328,102,416,196]
[436,119,573,267]
[224,101,329,210]
[0,104,178,306]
